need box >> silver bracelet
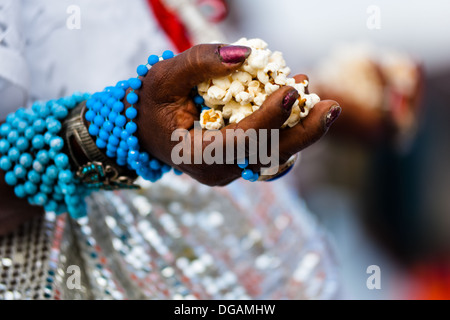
[257,154,299,182]
[61,103,139,190]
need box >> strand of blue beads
[0,93,92,218]
[237,158,260,182]
[85,50,183,182]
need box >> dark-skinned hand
[0,43,341,236]
[133,43,341,186]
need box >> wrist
[62,102,138,189]
[82,50,181,183]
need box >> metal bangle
[257,154,299,182]
[61,103,139,190]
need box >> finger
[279,100,341,156]
[293,74,310,94]
[220,86,299,164]
[148,44,251,99]
[230,86,299,132]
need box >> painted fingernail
[282,89,299,112]
[325,105,342,128]
[218,45,251,64]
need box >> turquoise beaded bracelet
[0,93,92,218]
[84,50,182,182]
[0,48,294,222]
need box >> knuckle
[147,63,168,89]
[185,45,203,71]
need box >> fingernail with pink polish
[325,105,342,128]
[282,90,299,112]
[218,45,251,64]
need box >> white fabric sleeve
[0,0,30,119]
[0,77,28,120]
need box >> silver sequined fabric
[0,174,339,300]
[0,0,339,300]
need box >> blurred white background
[221,0,450,73]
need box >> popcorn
[246,38,268,50]
[247,49,271,70]
[285,105,301,128]
[200,109,225,130]
[257,70,270,84]
[231,71,253,85]
[229,80,245,96]
[199,38,321,129]
[274,74,287,85]
[280,67,291,75]
[242,63,258,77]
[308,93,321,106]
[235,91,252,105]
[212,77,232,90]
[265,83,280,95]
[207,86,227,101]
[247,80,262,96]
[269,51,286,67]
[197,81,211,94]
[254,92,267,106]
[221,90,232,104]
[264,63,280,79]
[203,94,222,107]
[224,102,253,124]
[286,78,296,86]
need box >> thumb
[146,44,251,100]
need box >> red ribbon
[146,0,193,53]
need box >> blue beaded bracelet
[84,50,183,182]
[237,158,260,182]
[0,93,92,218]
